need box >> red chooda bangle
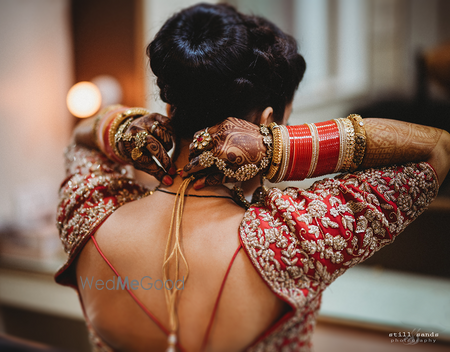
[284,120,341,181]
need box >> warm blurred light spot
[66,81,102,118]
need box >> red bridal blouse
[56,144,439,351]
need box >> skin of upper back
[76,190,290,352]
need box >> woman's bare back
[76,189,290,351]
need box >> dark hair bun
[148,3,306,139]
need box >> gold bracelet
[266,123,283,181]
[274,125,290,183]
[93,104,125,150]
[110,107,151,162]
[108,113,134,162]
[113,117,134,160]
[339,118,355,172]
[347,114,366,171]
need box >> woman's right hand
[117,113,175,184]
[182,117,269,189]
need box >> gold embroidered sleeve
[55,144,148,286]
[239,162,439,307]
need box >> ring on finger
[193,128,212,150]
[150,121,159,134]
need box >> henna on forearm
[360,118,443,169]
[185,116,450,188]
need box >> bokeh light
[66,81,102,118]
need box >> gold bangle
[339,118,355,172]
[109,107,151,162]
[266,123,283,181]
[108,113,133,162]
[93,105,125,150]
[274,125,290,183]
[113,117,134,160]
[347,114,366,171]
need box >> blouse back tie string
[163,176,194,352]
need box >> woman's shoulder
[55,144,150,286]
[239,162,439,307]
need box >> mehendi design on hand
[185,117,269,182]
[117,113,173,180]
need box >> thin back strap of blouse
[89,235,184,349]
[200,243,242,352]
[90,234,241,352]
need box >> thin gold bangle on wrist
[112,117,134,161]
[347,114,366,171]
[274,125,290,183]
[110,107,151,163]
[266,122,283,181]
[339,117,355,172]
[108,113,134,162]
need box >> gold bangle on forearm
[110,107,151,162]
[93,104,126,146]
[109,114,135,162]
[95,105,128,156]
[112,117,134,161]
[274,125,290,183]
[337,117,355,172]
[266,122,283,181]
[347,114,366,171]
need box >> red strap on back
[90,234,241,352]
[200,243,242,351]
[89,235,171,337]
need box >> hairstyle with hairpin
[148,3,306,139]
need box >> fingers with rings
[193,128,212,150]
[150,120,159,134]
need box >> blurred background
[0,0,450,351]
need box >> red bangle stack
[311,120,340,177]
[285,124,312,181]
[284,120,341,181]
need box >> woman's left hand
[182,117,269,189]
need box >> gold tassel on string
[163,176,193,352]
